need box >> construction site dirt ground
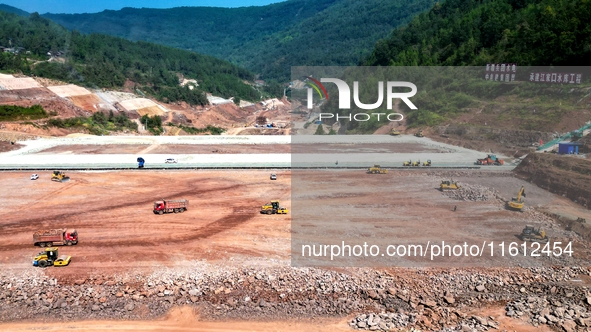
[0,141,22,152]
[68,94,103,112]
[0,305,551,332]
[292,170,591,267]
[1,169,590,331]
[1,169,589,275]
[0,170,292,277]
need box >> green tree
[314,124,326,135]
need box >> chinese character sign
[485,63,517,81]
[529,72,582,84]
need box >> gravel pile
[441,183,502,202]
[505,295,591,331]
[441,315,499,331]
[350,312,413,330]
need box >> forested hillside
[366,0,591,66]
[44,0,436,81]
[0,4,28,16]
[0,11,260,105]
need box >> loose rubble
[1,266,591,331]
[440,183,502,202]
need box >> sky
[0,0,282,14]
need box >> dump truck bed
[163,199,188,209]
[33,229,66,242]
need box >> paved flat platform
[0,135,517,170]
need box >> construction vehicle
[390,129,401,136]
[520,225,548,243]
[422,159,432,166]
[51,171,70,182]
[367,165,388,174]
[412,160,421,167]
[260,200,289,214]
[137,157,145,168]
[153,199,188,214]
[33,247,71,267]
[34,228,78,247]
[403,160,412,167]
[415,130,424,137]
[507,186,526,211]
[440,180,461,190]
[475,154,504,166]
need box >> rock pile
[441,183,502,202]
[442,315,499,331]
[505,294,591,331]
[350,312,413,330]
[1,266,590,331]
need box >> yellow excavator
[414,130,424,138]
[403,160,412,167]
[390,129,401,136]
[440,180,460,190]
[412,160,421,167]
[507,186,525,211]
[423,160,432,166]
[51,171,70,182]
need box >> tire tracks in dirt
[45,204,259,249]
[0,183,242,233]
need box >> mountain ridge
[43,0,436,81]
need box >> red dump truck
[33,228,78,247]
[153,199,188,215]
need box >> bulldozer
[260,200,289,215]
[422,159,432,166]
[507,186,526,211]
[520,225,548,243]
[367,165,388,174]
[412,160,421,167]
[403,160,412,167]
[440,180,460,190]
[51,171,70,182]
[390,129,401,136]
[414,130,424,138]
[33,247,71,267]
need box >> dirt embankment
[430,124,554,158]
[514,153,591,209]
